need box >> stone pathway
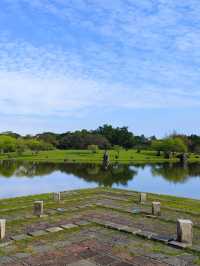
[0,188,200,265]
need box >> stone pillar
[34,201,44,217]
[152,202,161,216]
[0,219,6,240]
[177,219,193,245]
[53,192,61,201]
[139,193,147,204]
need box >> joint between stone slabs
[168,240,192,249]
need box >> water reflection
[0,161,137,186]
[151,163,200,183]
[1,161,200,198]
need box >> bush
[88,144,99,153]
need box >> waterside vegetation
[1,124,200,163]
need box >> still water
[0,161,200,199]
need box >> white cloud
[0,0,200,120]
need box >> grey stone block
[0,219,6,240]
[53,192,61,201]
[177,219,193,245]
[34,201,44,217]
[139,192,147,203]
[152,201,161,216]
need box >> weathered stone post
[0,219,6,240]
[102,150,109,169]
[34,201,44,217]
[152,202,161,216]
[53,192,61,201]
[139,193,147,204]
[177,219,193,245]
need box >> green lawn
[0,149,200,164]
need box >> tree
[58,132,110,149]
[152,137,187,154]
[16,139,27,156]
[95,125,134,148]
[25,139,54,151]
[0,135,17,153]
[36,132,58,147]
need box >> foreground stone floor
[1,188,200,265]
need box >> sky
[0,0,200,137]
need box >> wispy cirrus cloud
[0,0,200,132]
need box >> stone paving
[0,188,200,265]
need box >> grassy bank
[0,149,200,164]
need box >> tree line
[1,125,200,154]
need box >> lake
[0,160,200,199]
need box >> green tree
[152,137,187,154]
[95,125,134,148]
[0,135,17,153]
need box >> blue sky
[0,0,200,137]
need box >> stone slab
[46,227,64,233]
[28,230,48,237]
[39,214,48,218]
[69,207,79,211]
[0,241,13,247]
[75,221,91,226]
[103,222,120,229]
[61,224,79,230]
[14,252,30,259]
[168,240,190,249]
[69,259,98,266]
[151,234,173,244]
[127,227,142,235]
[11,234,31,241]
[146,214,157,219]
[92,254,118,265]
[56,208,66,212]
[0,256,14,265]
[136,230,157,239]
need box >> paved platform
[0,188,200,265]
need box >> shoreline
[0,149,200,164]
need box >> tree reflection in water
[151,163,200,184]
[0,161,137,187]
[1,161,200,186]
